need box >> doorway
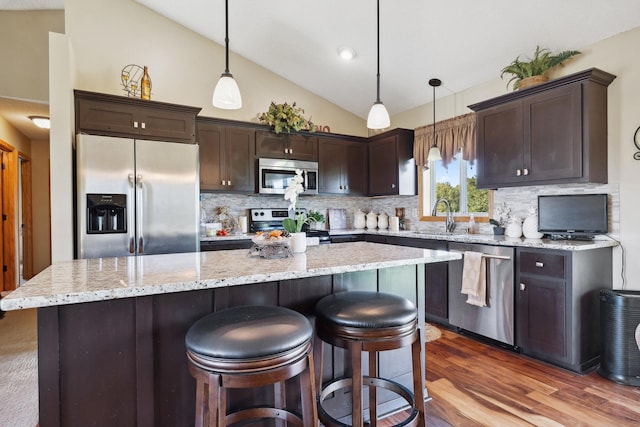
[0,140,34,292]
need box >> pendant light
[427,78,442,161]
[367,0,390,129]
[212,0,242,109]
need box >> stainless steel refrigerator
[76,133,199,259]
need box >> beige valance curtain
[414,112,477,168]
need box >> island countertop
[1,242,460,311]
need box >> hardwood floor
[383,327,640,427]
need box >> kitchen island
[1,242,459,427]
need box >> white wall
[394,26,640,290]
[49,32,75,262]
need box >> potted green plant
[500,46,581,91]
[490,202,511,235]
[307,209,326,230]
[258,101,317,134]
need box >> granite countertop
[0,242,460,311]
[200,229,618,251]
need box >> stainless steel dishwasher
[448,243,515,346]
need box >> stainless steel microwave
[258,158,319,195]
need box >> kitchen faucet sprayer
[432,198,456,233]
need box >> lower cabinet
[516,247,612,372]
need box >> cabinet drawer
[519,251,565,278]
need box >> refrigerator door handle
[136,174,144,254]
[128,174,136,254]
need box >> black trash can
[598,289,640,385]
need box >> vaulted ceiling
[2,0,640,139]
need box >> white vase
[290,232,307,253]
[354,210,366,229]
[377,213,389,230]
[366,211,378,230]
[522,214,543,239]
[505,219,523,238]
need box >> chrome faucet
[432,198,456,233]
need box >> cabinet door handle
[535,261,544,268]
[523,168,529,176]
[520,283,526,291]
[133,121,139,128]
[141,122,146,129]
[228,180,231,186]
[516,169,521,176]
[345,185,348,190]
[221,180,226,186]
[391,183,396,188]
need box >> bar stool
[314,291,426,427]
[185,305,318,427]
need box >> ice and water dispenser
[86,194,127,233]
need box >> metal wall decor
[121,64,147,97]
[634,126,640,160]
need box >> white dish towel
[461,251,487,307]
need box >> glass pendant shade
[212,72,242,109]
[427,145,442,161]
[367,101,390,129]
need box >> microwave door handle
[303,170,309,191]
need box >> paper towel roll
[390,216,400,231]
[238,216,248,233]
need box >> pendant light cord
[224,0,230,74]
[375,0,381,103]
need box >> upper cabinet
[318,136,368,195]
[256,130,318,161]
[75,90,201,143]
[197,118,255,193]
[368,128,416,196]
[469,68,616,189]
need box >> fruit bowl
[251,232,290,246]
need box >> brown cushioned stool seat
[314,291,426,427]
[186,305,318,427]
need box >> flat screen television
[537,193,608,239]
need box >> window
[423,151,489,217]
[414,112,488,221]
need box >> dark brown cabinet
[470,68,615,189]
[256,130,318,161]
[318,137,367,195]
[75,90,200,143]
[197,119,255,192]
[516,247,613,373]
[368,128,416,196]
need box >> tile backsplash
[201,182,619,236]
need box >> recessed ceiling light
[337,46,357,61]
[29,116,50,129]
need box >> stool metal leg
[313,332,324,402]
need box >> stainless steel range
[249,208,330,243]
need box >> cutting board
[328,208,347,230]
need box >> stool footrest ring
[227,406,305,427]
[318,376,419,427]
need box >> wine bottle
[141,66,151,100]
